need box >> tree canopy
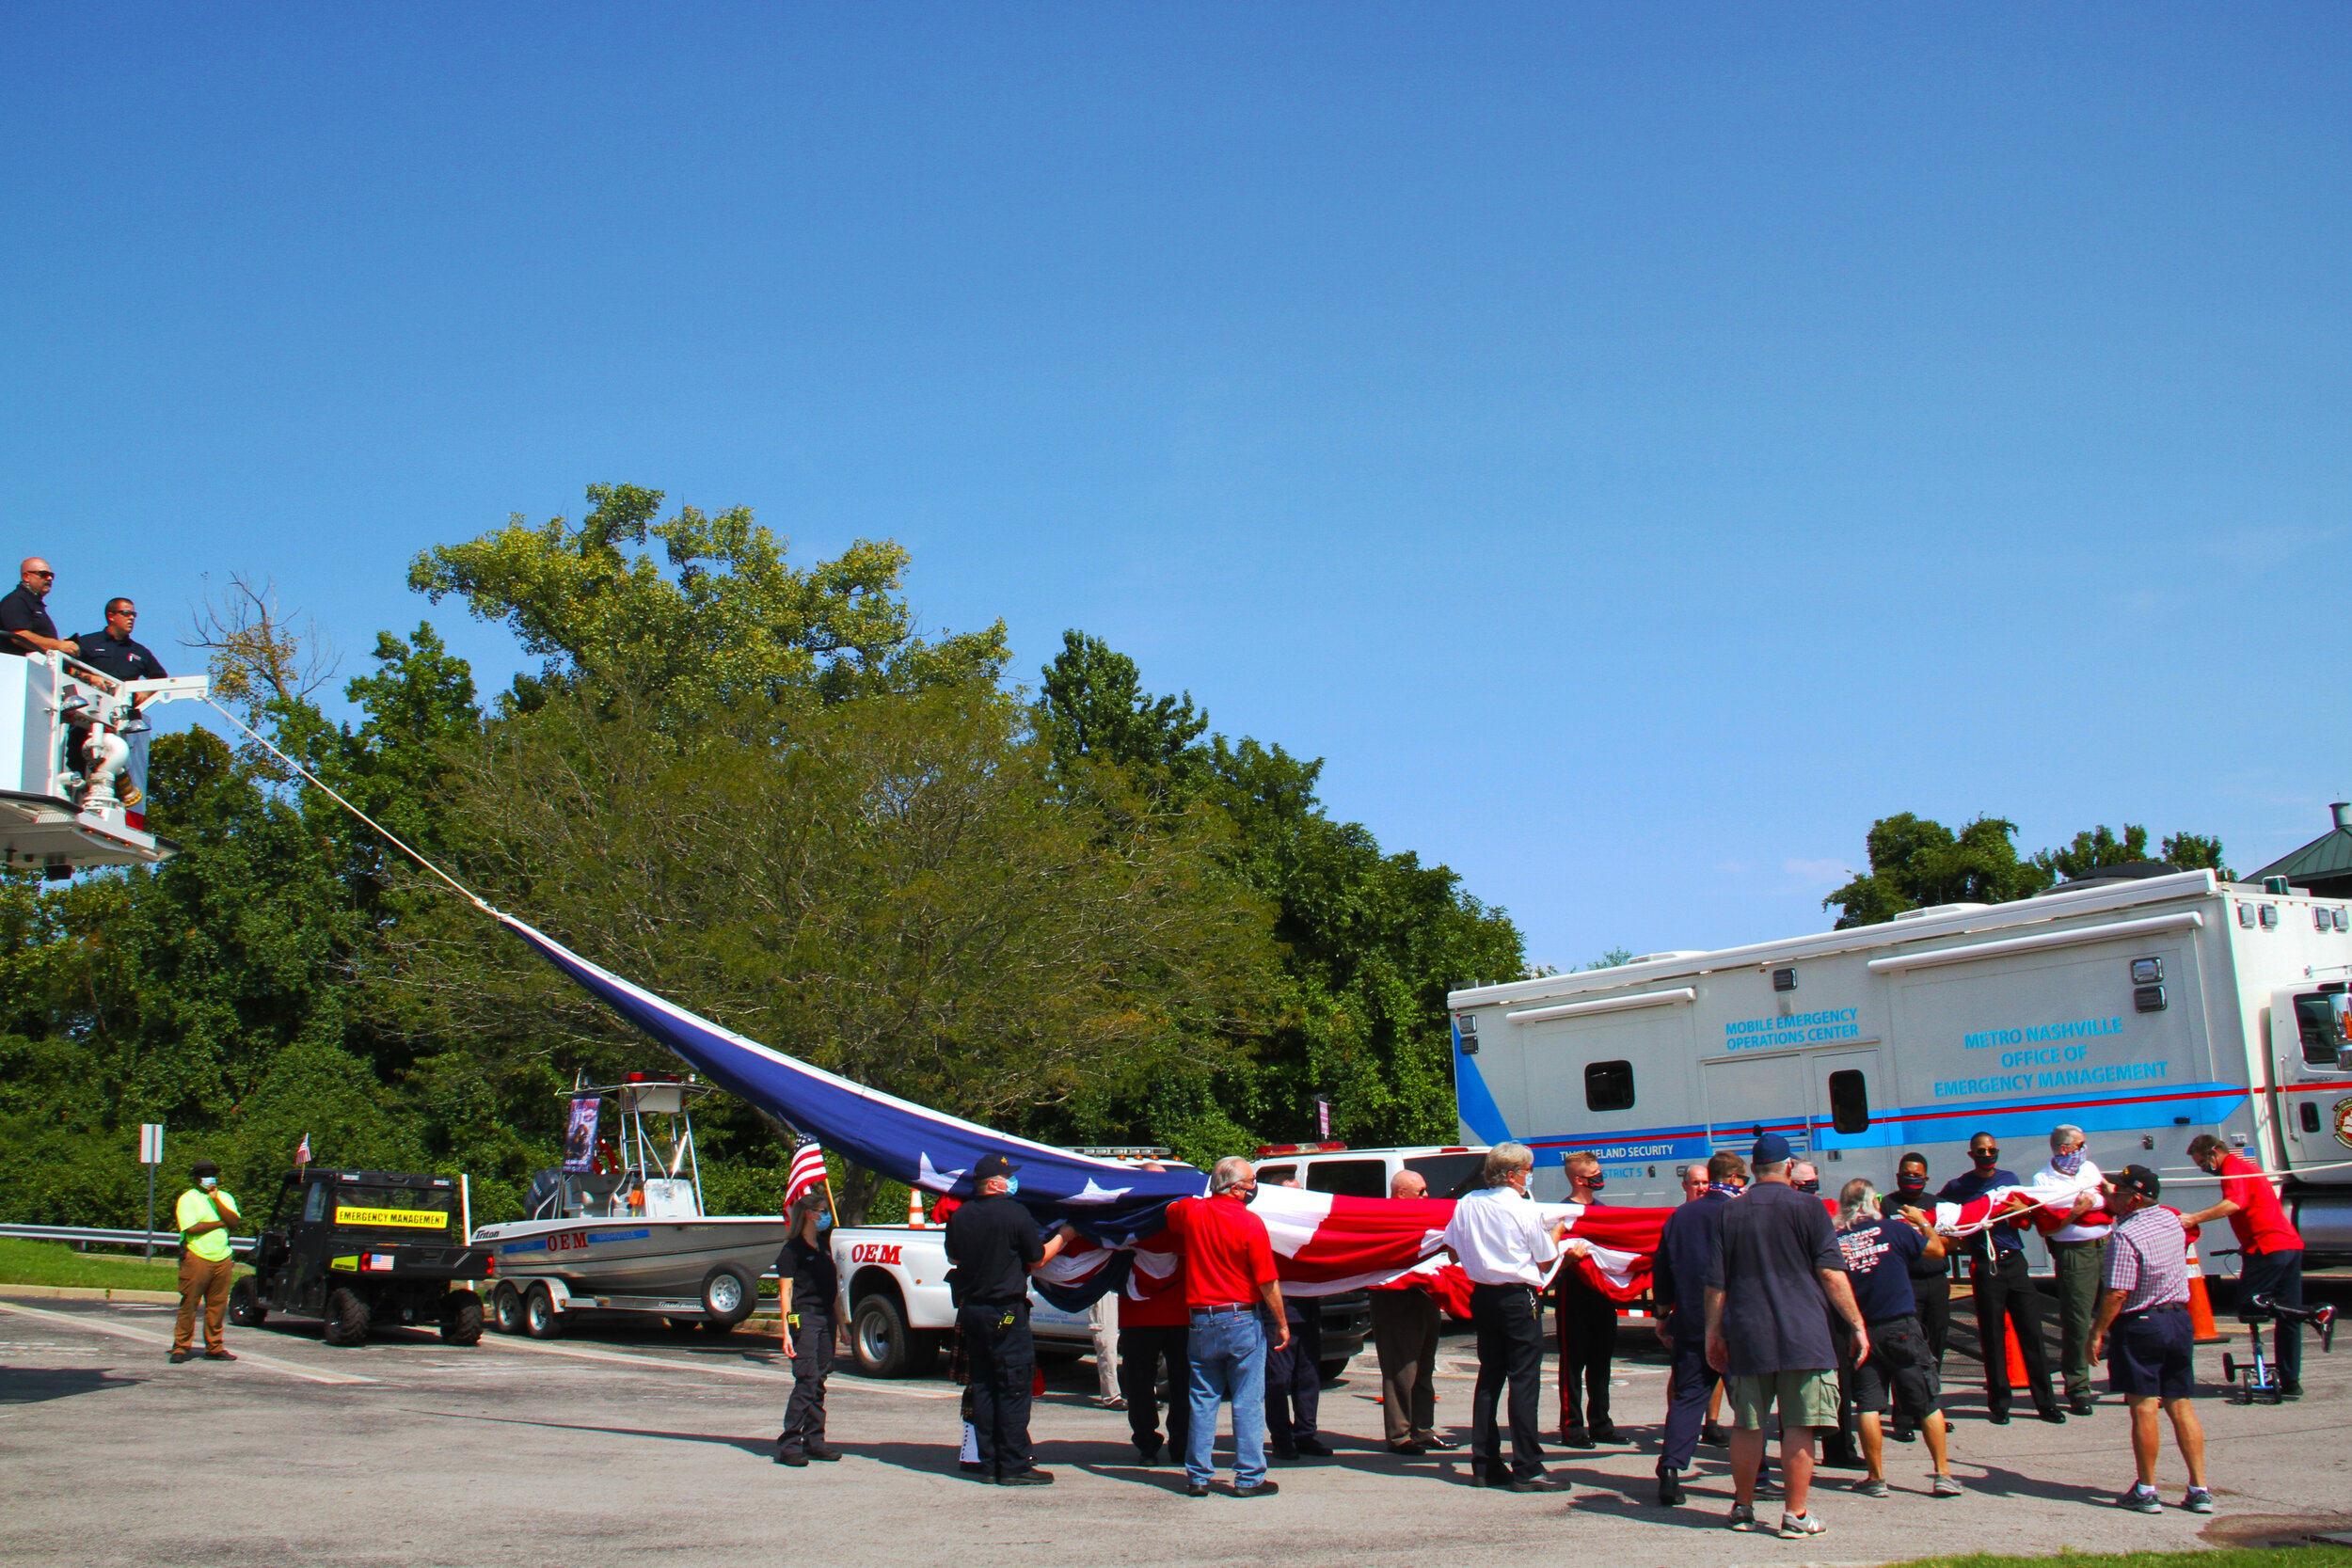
[1823,813,2230,927]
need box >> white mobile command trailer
[1445,867,2352,1268]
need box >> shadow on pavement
[0,1366,145,1405]
[402,1408,773,1457]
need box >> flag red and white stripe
[785,1136,828,1209]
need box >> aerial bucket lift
[0,651,208,875]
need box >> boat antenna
[201,698,495,915]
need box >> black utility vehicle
[229,1168,494,1346]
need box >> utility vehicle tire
[490,1282,524,1335]
[1317,1358,1350,1385]
[227,1277,266,1328]
[440,1292,485,1346]
[524,1284,563,1339]
[700,1265,755,1327]
[323,1288,371,1347]
[852,1293,915,1378]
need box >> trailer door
[1704,1053,1810,1157]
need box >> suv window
[1255,1164,1296,1187]
[1402,1152,1486,1199]
[1305,1160,1389,1199]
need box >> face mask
[1708,1181,1743,1198]
[1002,1178,1020,1196]
[1582,1174,1605,1192]
[1794,1178,1820,1194]
[814,1212,833,1233]
[1972,1148,1999,1167]
[2052,1151,2085,1176]
[1896,1174,1928,1194]
[199,1176,218,1189]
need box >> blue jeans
[1185,1307,1268,1487]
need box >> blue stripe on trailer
[1496,1083,2250,1161]
[1451,1024,1512,1147]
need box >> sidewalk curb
[0,1282,181,1305]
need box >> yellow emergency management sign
[334,1206,449,1230]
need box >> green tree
[2160,832,2231,878]
[409,483,1009,709]
[1821,814,2052,927]
[2034,823,2151,882]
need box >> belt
[1468,1280,1538,1292]
[2118,1303,2186,1322]
[1191,1303,1255,1315]
[1864,1313,1916,1328]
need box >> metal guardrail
[0,1222,254,1257]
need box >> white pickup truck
[827,1220,1374,1380]
[825,1223,1096,1376]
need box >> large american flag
[785,1136,828,1210]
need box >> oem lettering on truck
[1443,867,2352,1262]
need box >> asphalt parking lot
[2,1287,2346,1568]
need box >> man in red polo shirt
[1162,1155,1290,1498]
[2181,1135,2307,1398]
[1116,1244,1192,1465]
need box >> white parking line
[482,1334,959,1397]
[0,1301,378,1385]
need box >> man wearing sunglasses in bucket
[0,559,78,657]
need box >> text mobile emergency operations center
[1444,863,2352,1271]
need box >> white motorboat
[474,1075,792,1337]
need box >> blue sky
[3,6,2345,971]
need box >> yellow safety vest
[175,1188,237,1263]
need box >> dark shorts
[1852,1315,1939,1421]
[2108,1306,2194,1401]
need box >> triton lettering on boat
[472,1073,791,1337]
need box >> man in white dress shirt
[1441,1142,1576,1491]
[2038,1123,2109,1416]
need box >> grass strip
[0,1236,246,1291]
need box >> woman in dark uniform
[776,1192,842,1466]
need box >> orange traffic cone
[907,1187,927,1228]
[2184,1232,2226,1344]
[2003,1320,2030,1390]
[1032,1365,1047,1396]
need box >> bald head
[19,559,52,594]
[1390,1169,1427,1199]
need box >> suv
[1249,1143,1491,1200]
[230,1168,494,1347]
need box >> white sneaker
[1779,1511,1826,1540]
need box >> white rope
[200,698,495,915]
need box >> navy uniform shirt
[1936,1167,2025,1260]
[0,585,58,653]
[1836,1217,1925,1323]
[1651,1189,1733,1344]
[944,1194,1043,1306]
[781,1233,839,1317]
[69,629,167,683]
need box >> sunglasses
[28,570,54,578]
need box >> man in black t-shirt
[1835,1179,1961,1499]
[775,1191,843,1467]
[0,559,76,657]
[944,1153,1063,1485]
[70,599,168,689]
[1937,1131,2064,1425]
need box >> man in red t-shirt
[2181,1135,2307,1396]
[1115,1243,1192,1465]
[1161,1156,1290,1497]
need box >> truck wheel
[700,1265,755,1326]
[440,1292,485,1346]
[228,1277,267,1328]
[490,1283,524,1335]
[852,1293,914,1378]
[323,1288,370,1347]
[523,1284,563,1339]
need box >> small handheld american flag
[785,1135,828,1210]
[294,1132,310,1168]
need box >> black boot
[1657,1465,1683,1506]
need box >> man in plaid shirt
[2088,1165,2211,1517]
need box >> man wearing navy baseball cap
[1704,1132,1869,1541]
[946,1152,1059,1485]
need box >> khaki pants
[2051,1240,2105,1403]
[174,1255,235,1354]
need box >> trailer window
[1827,1070,1870,1134]
[1584,1061,1636,1113]
[2292,993,2349,1069]
[1305,1160,1389,1199]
